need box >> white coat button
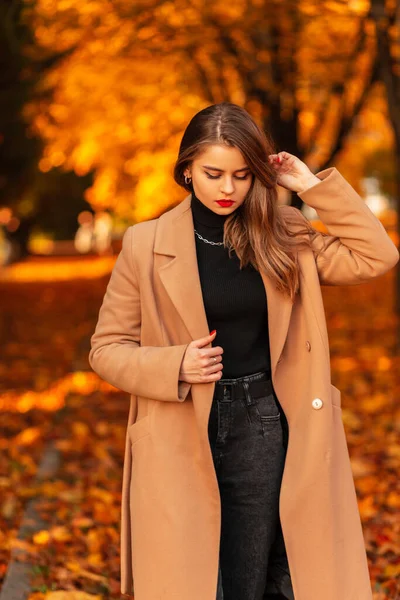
[312,398,323,409]
[306,341,311,351]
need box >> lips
[216,200,234,207]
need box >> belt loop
[242,381,252,405]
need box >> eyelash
[205,172,250,180]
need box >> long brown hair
[173,102,316,302]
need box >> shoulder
[117,220,159,269]
[278,204,311,230]
[278,203,306,220]
[127,218,159,246]
[277,204,318,250]
[122,195,190,255]
[126,196,190,246]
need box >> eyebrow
[202,165,250,173]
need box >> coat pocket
[330,384,342,409]
[128,414,150,445]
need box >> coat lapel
[154,194,293,378]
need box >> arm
[281,167,399,285]
[88,225,191,402]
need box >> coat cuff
[297,167,356,207]
[134,343,192,402]
[177,343,192,401]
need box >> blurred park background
[0,0,400,598]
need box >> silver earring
[184,174,192,185]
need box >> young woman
[89,102,399,600]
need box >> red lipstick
[216,200,234,207]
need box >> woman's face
[184,144,254,215]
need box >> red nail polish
[210,329,216,335]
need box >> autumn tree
[0,0,94,258]
[368,0,400,315]
[18,2,380,214]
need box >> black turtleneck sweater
[190,188,271,379]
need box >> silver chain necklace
[194,229,225,246]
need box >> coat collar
[154,194,293,377]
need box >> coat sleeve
[282,167,399,285]
[88,225,192,402]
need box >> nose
[220,177,235,195]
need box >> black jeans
[208,370,294,600]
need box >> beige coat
[89,167,399,600]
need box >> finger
[205,360,222,372]
[206,371,223,381]
[206,355,221,365]
[276,153,286,163]
[193,331,217,347]
[204,362,223,375]
[279,151,295,160]
[271,153,285,162]
[204,347,224,357]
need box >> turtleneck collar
[190,187,228,230]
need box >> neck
[190,188,228,230]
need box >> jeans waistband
[217,370,271,385]
[214,370,273,404]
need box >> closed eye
[205,172,250,180]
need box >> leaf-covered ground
[0,257,399,599]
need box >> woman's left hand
[268,151,321,193]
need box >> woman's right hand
[179,330,224,384]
